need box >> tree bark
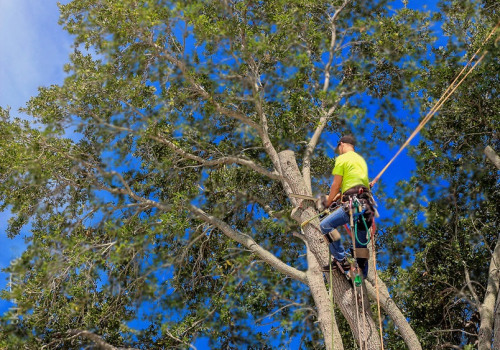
[493,291,500,350]
[365,245,422,350]
[279,150,381,349]
[478,146,500,349]
[484,146,500,169]
[365,278,422,350]
[305,244,344,350]
[478,233,500,350]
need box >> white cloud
[0,1,73,310]
[0,0,73,112]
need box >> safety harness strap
[354,247,370,259]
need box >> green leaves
[4,0,496,348]
[382,2,499,347]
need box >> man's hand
[323,193,340,209]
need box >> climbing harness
[295,190,380,349]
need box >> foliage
[2,0,489,348]
[382,0,499,348]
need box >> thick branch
[478,147,500,349]
[478,233,500,349]
[493,293,500,349]
[150,134,282,181]
[188,204,307,284]
[247,60,284,179]
[365,275,422,350]
[484,145,500,169]
[305,243,344,350]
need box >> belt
[341,185,370,202]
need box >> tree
[382,1,499,348]
[0,0,440,348]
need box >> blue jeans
[319,206,368,261]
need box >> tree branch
[302,0,353,193]
[188,204,307,284]
[365,275,423,350]
[66,330,139,350]
[153,41,263,133]
[322,0,351,93]
[302,96,343,193]
[463,262,481,305]
[150,134,282,181]
[484,145,500,169]
[152,37,292,194]
[478,232,500,349]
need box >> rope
[365,21,499,349]
[371,20,500,186]
[353,268,362,350]
[352,204,368,350]
[329,254,335,350]
[366,218,385,350]
[351,208,383,350]
[353,198,370,246]
[300,209,329,228]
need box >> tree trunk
[478,234,500,350]
[484,146,500,169]
[493,292,500,350]
[365,245,422,350]
[279,150,381,349]
[478,147,500,349]
[305,244,344,350]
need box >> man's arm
[326,175,343,207]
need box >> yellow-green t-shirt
[332,151,369,193]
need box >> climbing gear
[293,191,375,349]
[351,200,369,350]
[289,193,318,201]
[322,257,351,273]
[324,228,341,243]
[342,187,378,228]
[299,201,342,228]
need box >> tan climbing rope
[371,20,500,186]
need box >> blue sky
[0,0,444,346]
[0,0,421,268]
[0,1,72,110]
[0,0,73,313]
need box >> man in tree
[320,135,375,278]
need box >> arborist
[319,135,376,278]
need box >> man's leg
[319,206,350,261]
